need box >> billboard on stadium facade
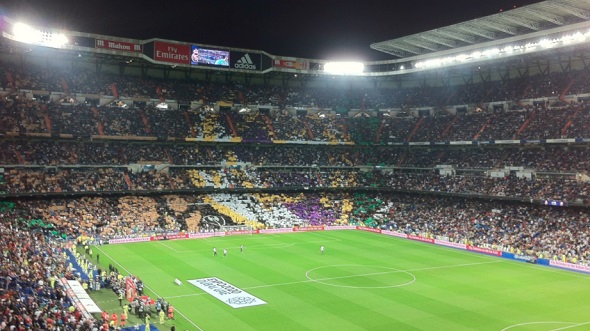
[154,41,190,65]
[96,39,142,53]
[230,51,262,71]
[273,58,309,70]
[191,45,230,67]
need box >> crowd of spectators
[3,62,590,144]
[3,192,589,268]
[1,140,589,172]
[1,167,589,204]
[2,61,590,107]
[2,94,590,142]
[0,205,98,330]
[4,32,590,331]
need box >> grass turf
[90,230,590,331]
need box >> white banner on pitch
[188,277,267,308]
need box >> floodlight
[482,48,499,56]
[323,62,364,75]
[539,39,552,48]
[49,33,68,48]
[12,21,68,48]
[13,22,40,44]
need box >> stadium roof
[370,0,590,58]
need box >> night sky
[2,0,544,61]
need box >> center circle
[305,264,416,289]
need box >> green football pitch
[94,230,590,331]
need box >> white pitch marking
[501,321,590,331]
[549,322,590,331]
[158,241,188,253]
[165,260,501,298]
[94,246,205,331]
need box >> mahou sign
[96,39,142,53]
[154,41,190,65]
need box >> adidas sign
[235,54,257,70]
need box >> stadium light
[323,62,364,75]
[12,21,68,48]
[13,22,40,44]
[414,28,590,70]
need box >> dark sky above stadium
[3,0,544,61]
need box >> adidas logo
[235,54,257,70]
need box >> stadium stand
[1,1,590,329]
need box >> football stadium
[1,0,590,330]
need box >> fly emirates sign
[154,41,190,65]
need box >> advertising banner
[154,41,190,64]
[230,51,262,71]
[225,230,259,236]
[293,226,325,232]
[152,233,189,240]
[449,141,475,145]
[109,237,152,244]
[546,138,575,144]
[434,239,466,249]
[259,228,293,234]
[467,245,502,256]
[189,232,225,239]
[356,226,382,234]
[273,59,309,70]
[382,230,407,238]
[549,260,590,273]
[188,277,267,308]
[325,225,356,230]
[96,39,142,52]
[407,235,434,244]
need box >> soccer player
[240,244,244,253]
[213,247,217,256]
[223,249,228,257]
[320,245,325,255]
